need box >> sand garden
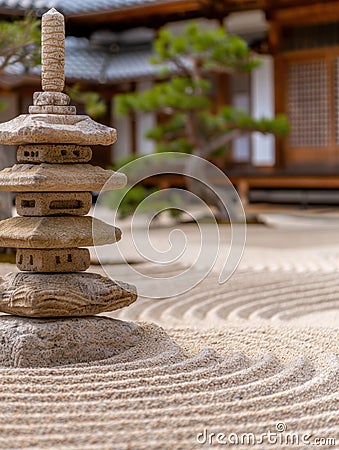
[0,7,337,449]
[0,221,337,449]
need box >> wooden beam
[272,1,339,26]
[229,175,339,189]
[66,2,204,36]
[141,173,339,202]
[66,0,271,34]
[68,1,201,23]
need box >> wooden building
[1,0,339,202]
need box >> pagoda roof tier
[0,164,126,192]
[0,216,121,248]
[0,114,117,146]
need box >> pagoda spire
[41,8,65,92]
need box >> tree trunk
[184,150,244,222]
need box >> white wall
[225,10,268,36]
[136,80,156,154]
[251,55,275,166]
[165,18,218,35]
[111,111,132,163]
[232,92,250,162]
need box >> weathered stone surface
[0,272,137,317]
[16,192,92,216]
[29,105,76,115]
[16,248,90,272]
[33,91,70,106]
[0,316,142,367]
[41,8,65,92]
[0,114,117,145]
[0,164,126,192]
[17,144,92,163]
[0,216,121,248]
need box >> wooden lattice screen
[334,57,339,146]
[287,60,330,148]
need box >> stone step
[0,216,121,248]
[0,114,117,145]
[0,272,137,318]
[0,163,126,192]
[16,192,92,216]
[16,248,90,272]
[17,144,92,163]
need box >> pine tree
[115,23,289,219]
[0,14,40,231]
[116,23,288,157]
[0,14,40,74]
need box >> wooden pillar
[237,179,249,206]
[268,11,285,169]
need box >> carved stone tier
[16,248,90,272]
[17,144,92,164]
[29,105,76,115]
[0,316,142,367]
[16,192,92,216]
[0,272,137,317]
[0,164,126,192]
[0,216,121,248]
[0,114,117,145]
[33,91,70,106]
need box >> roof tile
[0,0,164,15]
[9,44,159,84]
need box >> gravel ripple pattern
[111,266,339,329]
[0,325,337,449]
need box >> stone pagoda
[0,9,139,367]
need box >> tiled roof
[5,41,160,84]
[65,47,158,83]
[0,0,165,15]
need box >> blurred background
[1,0,339,226]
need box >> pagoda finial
[41,8,65,92]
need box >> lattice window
[334,58,339,145]
[283,23,339,51]
[287,61,330,147]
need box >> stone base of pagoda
[0,315,143,368]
